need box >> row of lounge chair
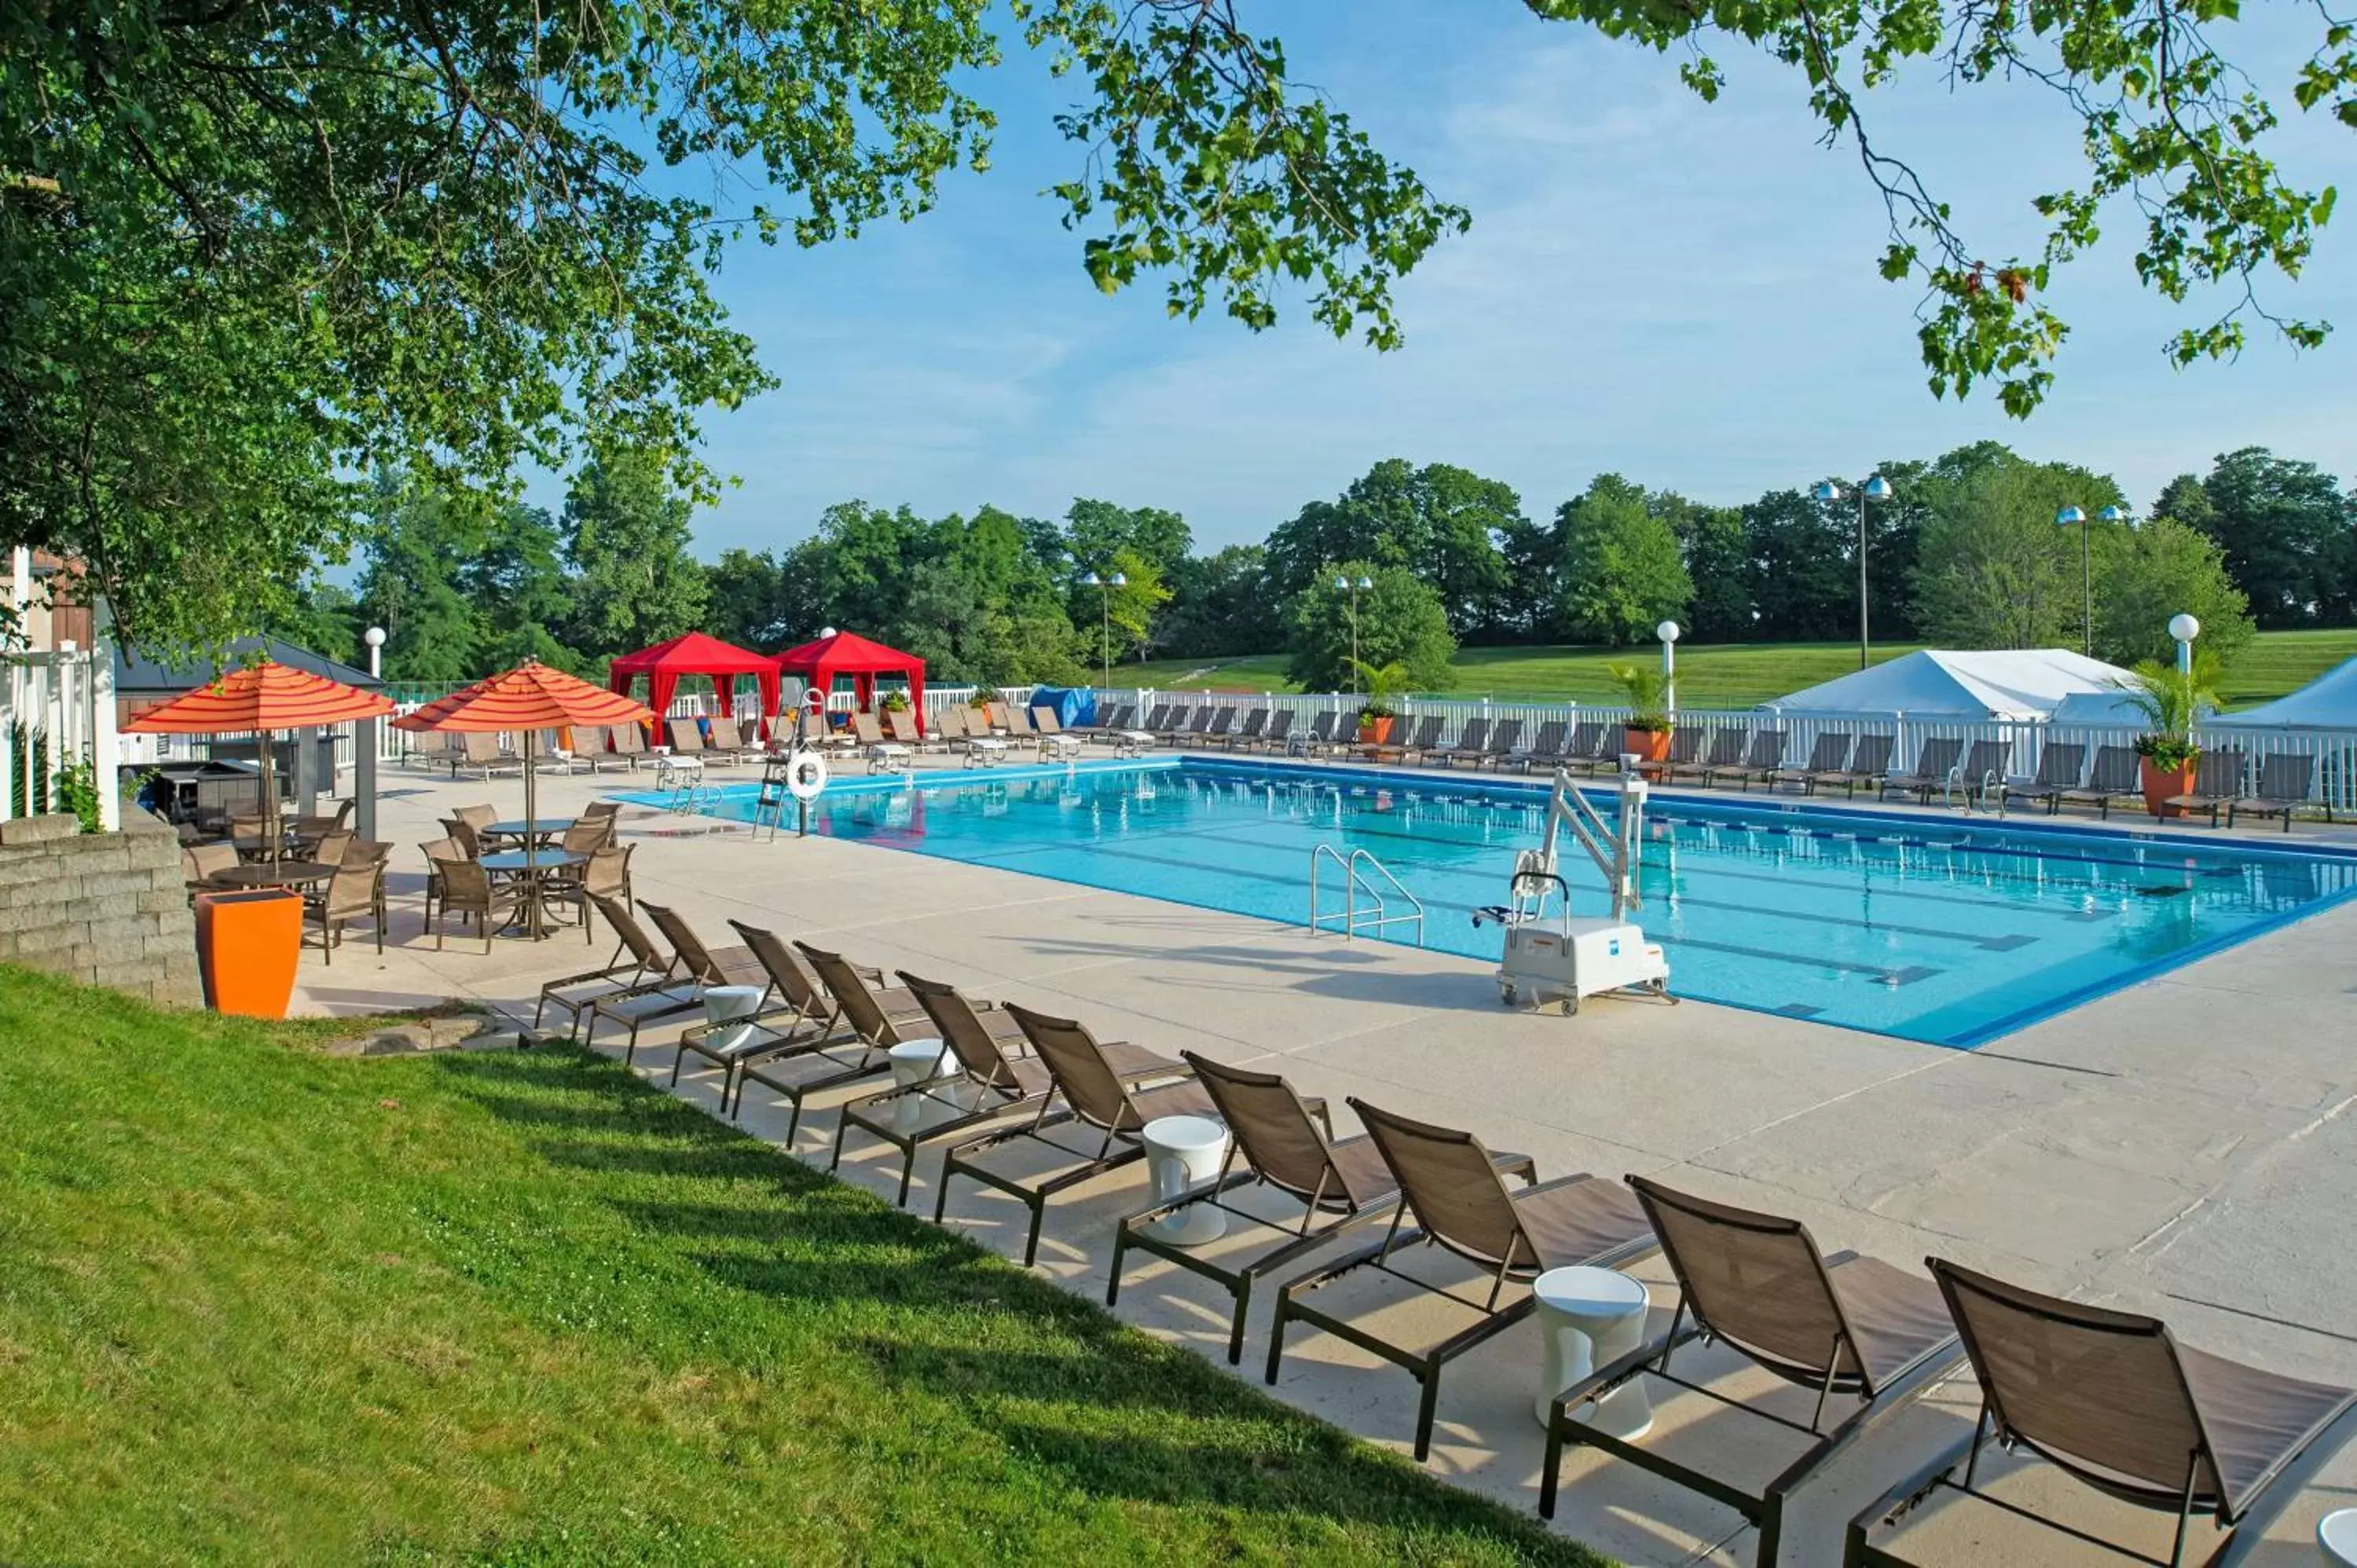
[536,896,2357,1565]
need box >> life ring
[786,751,830,800]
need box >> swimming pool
[636,758,2357,1048]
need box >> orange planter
[194,889,304,1019]
[1358,716,1395,746]
[2139,756,2200,820]
[1626,727,1673,764]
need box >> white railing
[2,644,119,828]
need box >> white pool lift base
[1475,767,1673,1015]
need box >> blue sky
[597,2,2356,558]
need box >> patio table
[211,860,335,890]
[482,819,570,848]
[478,849,588,937]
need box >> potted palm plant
[2117,655,2217,819]
[1350,659,1409,746]
[1607,662,1674,764]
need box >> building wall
[0,812,201,1006]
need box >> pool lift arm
[1472,767,1671,1013]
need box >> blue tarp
[1027,687,1096,726]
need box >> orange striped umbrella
[392,661,656,938]
[125,660,394,870]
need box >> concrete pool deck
[302,751,2357,1565]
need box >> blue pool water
[637,759,2357,1048]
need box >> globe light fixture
[1815,476,1893,669]
[2054,504,2132,655]
[362,625,387,680]
[1335,573,1373,690]
[1080,572,1125,691]
[1656,621,1681,718]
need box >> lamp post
[1656,620,1681,720]
[362,625,386,680]
[2055,504,2132,656]
[1813,475,1893,671]
[2170,612,2200,684]
[1079,571,1127,691]
[1334,573,1373,691]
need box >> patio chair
[341,837,393,868]
[2049,743,2141,818]
[1365,713,1444,764]
[1658,726,1725,783]
[432,860,520,954]
[1116,1053,1520,1367]
[544,842,632,940]
[291,798,357,839]
[535,892,676,1038]
[2165,747,2248,827]
[1846,1258,2357,1568]
[1708,728,1790,790]
[1879,737,1965,803]
[588,901,768,1062]
[417,837,467,929]
[453,731,521,779]
[2002,742,2087,815]
[1451,717,1523,770]
[1295,710,1343,756]
[1506,719,1567,772]
[1419,716,1489,769]
[833,972,1179,1207]
[1220,708,1269,750]
[937,1005,1266,1269]
[181,841,239,894]
[1806,733,1895,797]
[1248,709,1296,753]
[720,941,924,1144]
[301,859,383,963]
[1769,731,1852,792]
[1268,1097,1654,1462]
[2229,751,2322,831]
[1539,1175,1965,1564]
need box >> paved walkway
[299,750,2357,1565]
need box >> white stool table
[2319,1508,2357,1564]
[886,1036,959,1133]
[1531,1265,1652,1435]
[1139,1115,1231,1247]
[700,985,768,1059]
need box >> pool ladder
[1309,844,1426,945]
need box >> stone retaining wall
[0,813,202,1006]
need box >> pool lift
[1472,767,1671,1013]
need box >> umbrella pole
[523,728,539,939]
[262,728,280,872]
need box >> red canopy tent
[774,630,926,737]
[608,632,782,738]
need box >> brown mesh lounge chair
[1116,1056,1524,1368]
[588,900,768,1062]
[934,1005,1315,1269]
[2230,751,2323,830]
[2002,742,2087,815]
[1219,708,1269,750]
[1708,728,1789,790]
[665,924,865,1119]
[1879,737,1965,802]
[1539,1176,1964,1563]
[831,973,1181,1207]
[722,941,926,1144]
[1293,710,1341,755]
[1448,716,1522,770]
[1506,719,1568,772]
[1559,720,1615,776]
[1846,1258,2357,1568]
[1417,716,1487,768]
[1245,709,1295,752]
[1769,731,1853,792]
[1267,1097,1653,1462]
[1807,733,1895,796]
[535,892,678,1039]
[2165,747,2246,827]
[1659,726,1727,783]
[2055,742,2143,817]
[1363,713,1443,764]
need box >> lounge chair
[832,973,1180,1207]
[1505,719,1567,772]
[1197,707,1241,748]
[566,726,631,774]
[1806,733,1895,797]
[2002,742,2087,815]
[1450,716,1522,770]
[1294,710,1342,756]
[1846,1258,2357,1568]
[607,721,650,769]
[2164,747,2246,827]
[1548,720,1605,775]
[937,1005,1252,1269]
[887,708,947,755]
[1131,703,1172,738]
[1247,709,1296,753]
[1769,731,1852,792]
[1657,727,1724,783]
[1168,707,1219,747]
[1950,739,2014,806]
[1364,713,1443,764]
[663,717,712,765]
[2054,743,2143,818]
[1539,1175,1965,1564]
[714,941,919,1144]
[676,920,873,1113]
[1707,728,1788,790]
[1116,1053,1497,1367]
[937,706,1008,766]
[535,892,679,1039]
[852,711,912,774]
[1268,1098,1655,1462]
[1151,704,1200,746]
[588,901,767,1062]
[2230,751,2323,830]
[453,731,522,779]
[535,727,593,775]
[1029,706,1085,760]
[1418,716,1488,769]
[1879,737,1964,803]
[984,700,1016,735]
[1219,708,1269,750]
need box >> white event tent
[2224,654,2357,728]
[1767,649,2139,720]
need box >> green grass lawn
[0,968,1603,1567]
[1124,628,2357,710]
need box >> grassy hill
[0,969,1601,1567]
[1120,628,2357,710]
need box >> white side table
[2319,1508,2357,1564]
[1532,1265,1652,1435]
[1139,1114,1231,1247]
[700,985,768,1060]
[886,1036,958,1133]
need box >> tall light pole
[1656,620,1681,720]
[2170,612,2200,687]
[2055,504,2131,657]
[1334,573,1373,691]
[1813,475,1893,670]
[1079,570,1126,691]
[363,625,386,680]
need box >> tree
[2183,449,2354,627]
[1655,496,1749,641]
[704,548,797,650]
[1064,500,1192,581]
[560,455,709,661]
[1263,460,1514,634]
[353,476,486,684]
[1554,475,1692,647]
[4,2,1461,650]
[265,579,361,670]
[1158,545,1282,658]
[1742,489,1855,641]
[1490,515,1562,641]
[465,504,574,672]
[1285,564,1456,693]
[2090,516,2255,669]
[1907,454,2127,650]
